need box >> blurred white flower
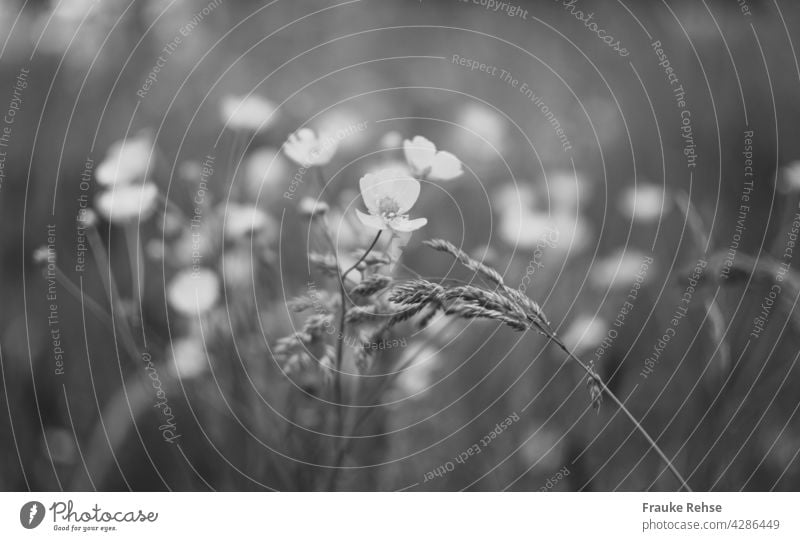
[403,135,463,181]
[620,182,666,222]
[493,183,536,213]
[560,315,608,356]
[96,135,153,187]
[283,128,337,167]
[356,168,427,233]
[591,249,650,290]
[380,130,404,150]
[782,162,800,192]
[298,196,329,218]
[244,147,289,196]
[169,337,208,379]
[168,268,220,316]
[220,94,276,133]
[454,103,506,159]
[95,183,159,224]
[545,171,591,213]
[223,204,274,241]
[77,208,97,228]
[499,206,552,249]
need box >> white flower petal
[359,172,384,214]
[359,169,420,214]
[428,150,463,181]
[356,209,385,230]
[387,175,421,214]
[403,135,436,174]
[391,217,427,232]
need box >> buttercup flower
[167,268,220,316]
[283,128,337,167]
[403,135,463,181]
[95,183,158,224]
[355,168,427,233]
[220,93,276,133]
[96,135,152,187]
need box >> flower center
[378,197,401,220]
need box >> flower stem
[123,224,144,330]
[327,229,382,490]
[547,330,693,492]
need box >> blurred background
[1,0,799,491]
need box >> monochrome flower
[220,93,276,132]
[298,196,329,218]
[380,130,404,150]
[355,168,427,233]
[546,171,591,213]
[167,268,220,316]
[560,314,608,355]
[620,182,666,223]
[591,249,650,290]
[95,135,153,187]
[169,337,208,379]
[283,128,337,167]
[782,162,800,192]
[223,204,274,241]
[95,183,159,224]
[403,135,463,181]
[454,103,507,160]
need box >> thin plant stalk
[546,328,693,492]
[326,229,382,490]
[86,226,141,360]
[123,224,144,331]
